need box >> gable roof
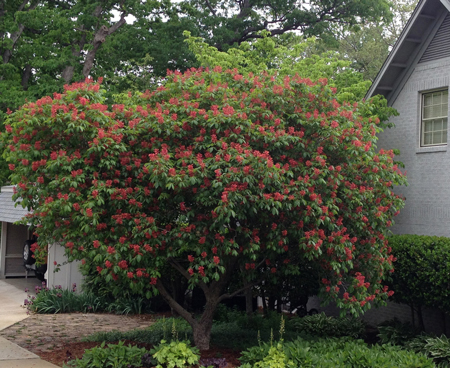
[0,186,30,224]
[367,0,450,104]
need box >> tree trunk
[21,64,32,90]
[418,305,425,331]
[192,311,215,350]
[242,274,253,317]
[245,286,253,317]
[442,310,447,335]
[268,296,275,311]
[61,65,75,84]
[260,284,268,315]
[82,15,126,78]
[276,297,282,313]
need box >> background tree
[1,0,396,121]
[0,0,167,120]
[4,58,406,348]
[332,0,418,81]
[180,0,392,50]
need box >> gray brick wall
[364,56,450,335]
[379,56,450,237]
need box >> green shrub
[291,312,366,338]
[377,319,450,367]
[64,341,147,368]
[403,335,450,367]
[26,285,153,315]
[388,235,450,329]
[27,286,105,314]
[151,340,200,368]
[377,318,421,346]
[239,337,436,368]
[85,317,193,345]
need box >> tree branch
[168,258,210,294]
[82,11,127,77]
[204,0,217,16]
[155,279,196,326]
[2,0,38,64]
[218,277,262,303]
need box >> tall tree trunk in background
[82,12,126,78]
[21,64,32,90]
[2,1,38,66]
[243,277,253,317]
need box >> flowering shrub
[3,69,405,349]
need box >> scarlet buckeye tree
[2,70,405,349]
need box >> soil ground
[0,312,241,367]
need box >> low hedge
[388,235,450,323]
[239,337,436,367]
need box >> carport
[0,186,30,278]
[0,186,84,290]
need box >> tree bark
[2,1,38,65]
[21,64,32,90]
[243,278,253,317]
[192,295,218,350]
[82,14,126,78]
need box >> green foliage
[377,319,450,367]
[240,337,436,368]
[151,339,200,368]
[27,286,104,314]
[253,343,295,368]
[180,0,392,50]
[26,285,151,315]
[85,317,193,345]
[185,32,371,101]
[411,335,450,367]
[291,312,366,338]
[388,235,450,312]
[377,319,421,346]
[64,341,147,368]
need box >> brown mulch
[0,312,242,367]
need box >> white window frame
[421,89,449,147]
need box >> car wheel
[308,308,319,316]
[23,240,35,265]
[296,306,307,317]
[35,264,47,282]
[35,270,46,281]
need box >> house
[367,0,450,237]
[0,186,83,290]
[352,0,450,333]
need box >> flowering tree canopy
[2,70,406,349]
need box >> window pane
[435,120,443,131]
[422,90,448,146]
[433,92,442,104]
[424,121,433,132]
[433,131,442,144]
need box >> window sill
[416,145,447,154]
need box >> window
[421,89,448,146]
